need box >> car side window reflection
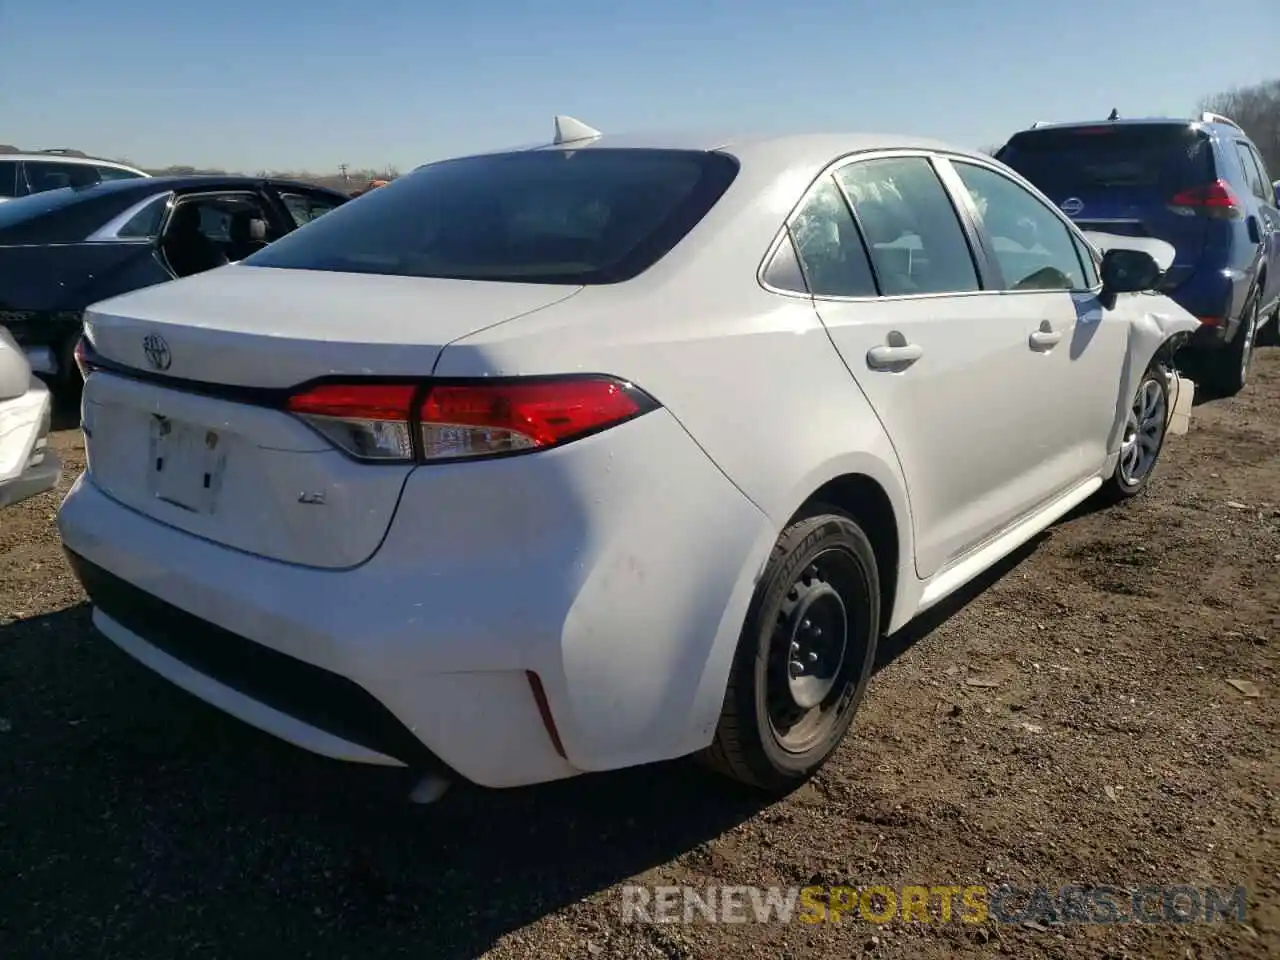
[786,177,878,297]
[951,161,1089,292]
[836,157,981,296]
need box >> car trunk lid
[80,265,581,568]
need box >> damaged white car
[58,124,1200,799]
[0,325,59,508]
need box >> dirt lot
[1,351,1277,960]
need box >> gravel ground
[1,349,1277,960]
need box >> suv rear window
[997,124,1213,195]
[243,148,740,284]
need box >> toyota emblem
[142,333,172,371]
[1060,197,1084,217]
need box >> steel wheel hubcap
[1119,376,1166,486]
[784,581,847,710]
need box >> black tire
[1206,290,1260,396]
[1098,362,1170,504]
[698,507,880,794]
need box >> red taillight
[419,378,648,460]
[284,376,654,463]
[1198,317,1222,327]
[1168,180,1243,219]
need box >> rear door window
[243,148,740,284]
[1234,143,1270,203]
[23,160,103,194]
[835,156,982,296]
[785,177,878,297]
[998,125,1213,197]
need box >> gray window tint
[788,177,877,297]
[837,158,980,296]
[952,161,1086,292]
[762,233,808,293]
[245,149,739,285]
[0,160,18,198]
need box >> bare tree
[1198,78,1280,176]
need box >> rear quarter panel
[0,243,171,348]
[0,243,169,314]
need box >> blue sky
[1,0,1275,174]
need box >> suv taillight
[1168,179,1244,219]
[285,376,658,464]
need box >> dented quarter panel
[1106,292,1202,454]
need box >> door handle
[1029,322,1062,350]
[866,342,923,369]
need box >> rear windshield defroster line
[242,148,741,285]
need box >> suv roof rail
[1199,110,1242,130]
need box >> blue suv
[996,113,1280,395]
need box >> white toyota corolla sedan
[57,119,1199,799]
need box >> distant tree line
[977,76,1279,174]
[1199,78,1280,175]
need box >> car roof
[1008,116,1245,138]
[439,129,991,170]
[2,153,148,172]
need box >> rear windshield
[997,125,1213,195]
[0,183,144,244]
[243,148,740,284]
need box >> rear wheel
[1206,290,1260,396]
[698,508,880,794]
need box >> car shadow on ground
[0,530,1042,959]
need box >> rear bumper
[56,408,773,788]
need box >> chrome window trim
[758,146,1107,302]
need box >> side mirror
[1273,180,1279,207]
[1099,247,1162,309]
